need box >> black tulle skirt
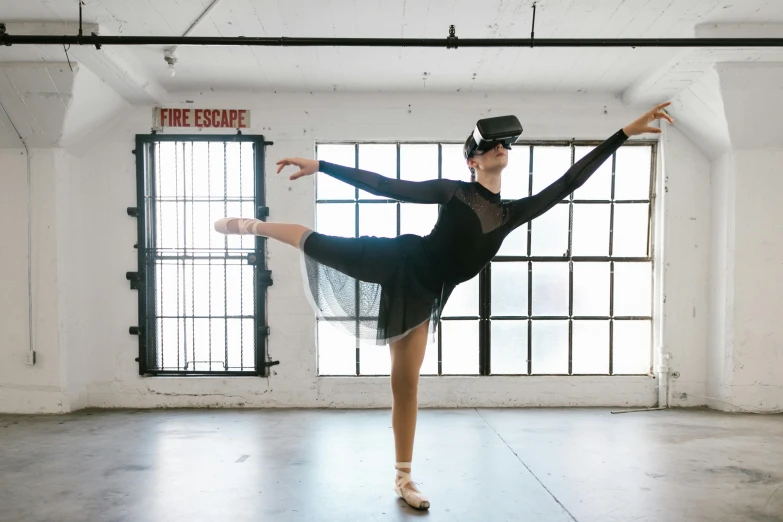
[299,231,453,345]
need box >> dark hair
[463,133,476,182]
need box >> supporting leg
[389,320,430,510]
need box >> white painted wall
[728,149,783,411]
[658,126,712,406]
[707,152,735,403]
[0,149,70,412]
[703,63,783,413]
[20,90,703,412]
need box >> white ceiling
[1,0,782,94]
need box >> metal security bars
[315,139,656,377]
[130,134,273,376]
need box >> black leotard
[299,129,628,344]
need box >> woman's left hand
[623,102,675,137]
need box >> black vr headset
[463,115,524,160]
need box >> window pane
[316,144,355,200]
[316,203,355,237]
[158,262,180,317]
[192,264,210,317]
[360,342,390,375]
[191,142,210,198]
[442,144,470,181]
[497,224,526,256]
[318,321,355,375]
[158,201,187,250]
[613,320,651,374]
[531,320,568,374]
[501,146,530,199]
[400,203,438,236]
[358,144,396,200]
[572,203,610,256]
[490,320,528,374]
[359,203,396,237]
[531,262,569,316]
[224,199,246,251]
[442,274,479,317]
[613,203,649,257]
[401,144,438,182]
[614,262,652,316]
[491,262,528,317]
[157,142,178,199]
[532,146,571,195]
[207,201,228,256]
[225,142,242,198]
[442,320,479,375]
[240,142,255,200]
[207,142,227,199]
[225,263,254,316]
[573,321,609,374]
[209,264,227,317]
[530,203,568,256]
[241,200,255,250]
[189,318,222,371]
[573,146,612,200]
[573,262,610,316]
[225,319,246,370]
[615,146,652,200]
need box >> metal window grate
[131,134,272,376]
[315,139,657,377]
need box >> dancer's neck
[475,171,501,195]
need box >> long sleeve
[318,161,459,204]
[506,129,629,228]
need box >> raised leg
[389,320,430,510]
[214,218,311,249]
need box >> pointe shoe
[394,462,430,510]
[214,217,258,235]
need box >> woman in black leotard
[215,102,674,510]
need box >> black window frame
[130,133,273,377]
[314,139,658,377]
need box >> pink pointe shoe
[394,462,430,510]
[214,217,259,235]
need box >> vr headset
[463,115,523,160]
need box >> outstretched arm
[318,161,458,204]
[507,129,628,226]
[506,102,674,228]
[275,157,458,204]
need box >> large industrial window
[130,135,273,376]
[315,140,656,377]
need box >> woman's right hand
[622,102,675,137]
[276,158,319,180]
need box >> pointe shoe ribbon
[394,462,430,510]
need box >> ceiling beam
[1,27,782,49]
[2,22,166,105]
[623,24,783,106]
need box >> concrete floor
[0,408,781,522]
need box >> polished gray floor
[0,408,781,522]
